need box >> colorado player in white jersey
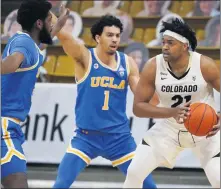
[123,18,220,188]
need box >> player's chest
[156,70,206,96]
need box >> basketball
[184,103,218,136]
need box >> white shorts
[143,119,220,168]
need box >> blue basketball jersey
[75,48,130,133]
[1,32,44,122]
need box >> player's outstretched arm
[1,52,24,74]
[50,5,70,40]
[133,57,190,120]
[51,11,89,67]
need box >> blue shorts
[66,129,137,167]
[1,117,26,178]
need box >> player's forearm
[57,29,75,42]
[57,31,81,55]
[133,102,175,118]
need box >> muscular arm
[201,55,220,92]
[52,13,89,67]
[133,58,175,118]
[201,55,221,137]
[1,52,24,74]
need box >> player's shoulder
[190,51,202,59]
[11,32,35,47]
[123,52,132,62]
[199,53,217,74]
[198,52,216,68]
[141,56,157,75]
[146,56,157,66]
[118,50,127,58]
[117,51,133,66]
[200,54,215,64]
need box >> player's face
[39,12,53,44]
[97,26,121,55]
[162,35,185,62]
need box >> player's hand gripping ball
[184,103,218,136]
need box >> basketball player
[52,13,156,188]
[123,18,220,188]
[1,1,69,187]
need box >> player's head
[91,15,123,55]
[160,18,197,62]
[17,0,53,44]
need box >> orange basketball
[184,103,218,136]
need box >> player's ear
[36,19,43,30]
[183,43,189,51]
[95,35,100,44]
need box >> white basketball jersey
[155,51,216,129]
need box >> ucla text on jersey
[75,48,130,133]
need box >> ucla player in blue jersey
[52,13,156,188]
[1,1,69,187]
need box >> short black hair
[160,18,197,51]
[17,0,52,32]
[91,15,123,41]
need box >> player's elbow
[133,103,143,117]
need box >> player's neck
[95,47,116,65]
[22,30,40,45]
[168,52,190,73]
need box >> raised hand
[51,4,70,38]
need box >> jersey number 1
[102,90,110,110]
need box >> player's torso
[1,32,44,121]
[75,48,130,133]
[155,52,215,128]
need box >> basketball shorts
[142,120,220,168]
[66,129,136,166]
[1,117,26,178]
